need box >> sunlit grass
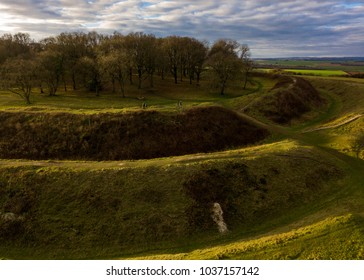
[1,73,364,260]
[283,69,348,76]
[132,214,364,260]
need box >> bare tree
[79,56,103,96]
[206,39,243,95]
[0,33,34,74]
[163,36,183,84]
[99,51,129,97]
[56,32,88,90]
[1,57,38,104]
[143,35,158,88]
[183,37,208,85]
[124,32,156,89]
[37,49,64,96]
[239,44,254,89]
[155,38,169,80]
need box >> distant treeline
[0,32,253,104]
[257,57,364,62]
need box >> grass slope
[0,76,261,112]
[0,106,268,160]
[134,214,364,260]
[1,74,364,260]
[302,77,364,158]
[0,140,346,259]
[245,76,325,124]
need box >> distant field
[283,69,348,76]
[258,68,348,76]
[255,58,364,72]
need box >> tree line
[0,32,253,104]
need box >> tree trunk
[189,70,194,85]
[129,68,133,85]
[220,83,225,95]
[49,83,57,96]
[118,73,125,98]
[196,72,201,86]
[120,85,125,98]
[95,84,99,97]
[173,66,178,84]
[112,78,116,93]
[243,72,248,89]
[25,88,31,104]
[62,74,67,91]
[138,69,142,89]
[72,72,77,90]
[150,73,154,88]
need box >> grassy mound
[0,141,344,259]
[248,77,325,124]
[302,78,364,158]
[135,214,364,260]
[309,77,364,118]
[0,106,268,160]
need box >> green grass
[284,69,348,76]
[0,76,265,113]
[0,140,352,259]
[255,59,364,72]
[1,72,364,260]
[124,89,364,260]
[258,68,348,76]
[133,214,364,260]
[298,77,364,158]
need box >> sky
[0,0,363,57]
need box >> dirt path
[301,114,363,133]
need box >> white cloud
[0,0,363,57]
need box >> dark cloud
[0,0,363,57]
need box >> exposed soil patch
[0,106,269,160]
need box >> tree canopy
[0,32,253,103]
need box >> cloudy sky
[0,0,363,57]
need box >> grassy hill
[134,214,364,260]
[0,140,348,259]
[301,77,364,159]
[244,76,325,124]
[0,106,268,160]
[0,73,364,259]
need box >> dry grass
[0,106,269,160]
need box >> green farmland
[255,58,364,73]
[282,69,348,76]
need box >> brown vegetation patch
[252,77,325,124]
[0,106,269,160]
[347,72,364,78]
[183,160,343,233]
